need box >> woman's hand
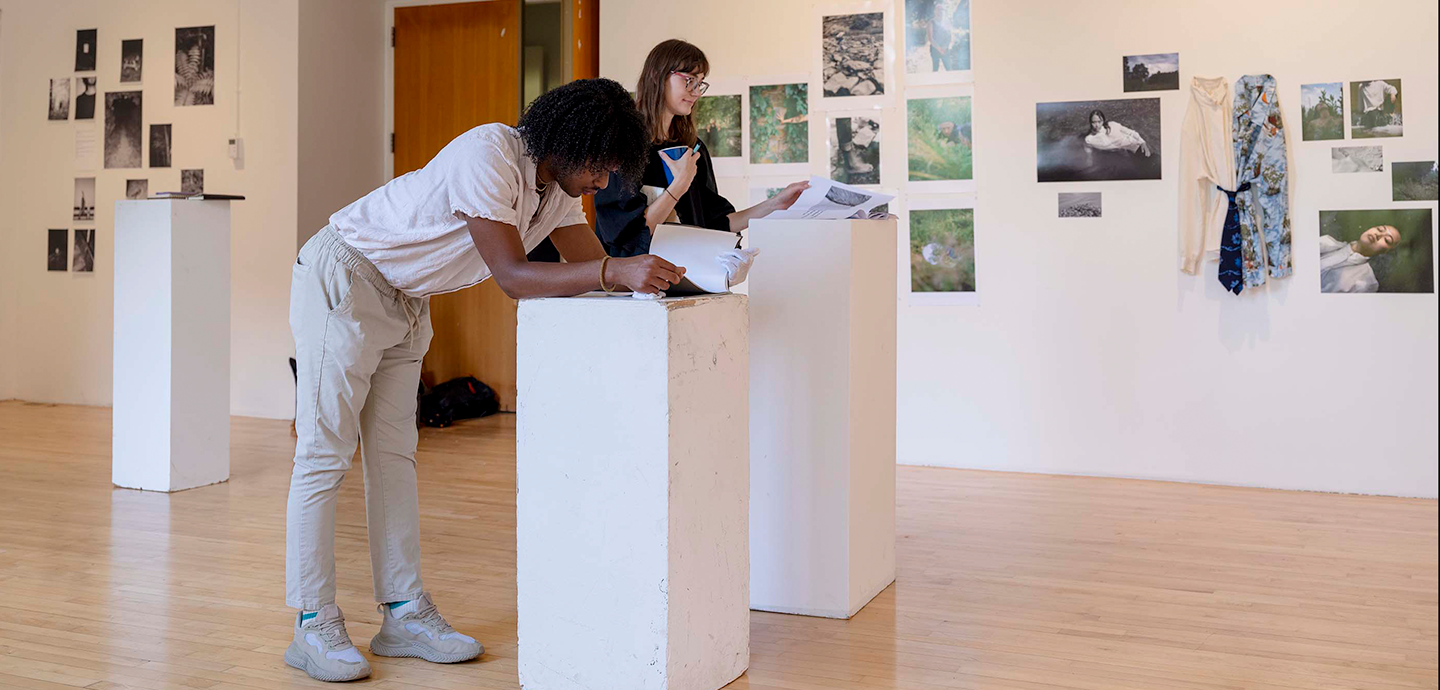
[663,147,701,197]
[767,181,809,212]
[609,255,686,295]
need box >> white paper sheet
[646,223,741,295]
[74,128,99,170]
[763,176,895,220]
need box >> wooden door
[394,1,521,410]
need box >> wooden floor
[0,400,1435,690]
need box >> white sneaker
[283,604,372,682]
[369,593,484,663]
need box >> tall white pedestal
[516,294,750,690]
[112,199,232,492]
[747,218,897,619]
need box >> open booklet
[762,176,895,220]
[617,223,740,296]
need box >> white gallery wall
[0,0,387,419]
[601,0,1439,497]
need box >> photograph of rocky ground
[823,13,885,98]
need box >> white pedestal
[516,294,749,690]
[747,218,897,619]
[112,199,232,492]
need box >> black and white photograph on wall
[104,91,143,169]
[822,13,885,98]
[48,230,68,272]
[828,114,881,185]
[175,26,216,106]
[1392,161,1438,201]
[75,29,97,72]
[1058,192,1102,218]
[75,77,97,120]
[73,229,95,273]
[150,124,172,168]
[693,94,742,158]
[1319,209,1433,294]
[1121,53,1179,92]
[181,169,204,195]
[48,78,71,121]
[1036,98,1161,182]
[904,0,969,77]
[1349,79,1402,138]
[73,177,96,222]
[1331,145,1383,173]
[121,39,143,83]
[1300,83,1344,141]
[126,179,149,200]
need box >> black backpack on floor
[419,376,500,428]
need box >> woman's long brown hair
[635,39,709,146]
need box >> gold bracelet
[599,255,615,293]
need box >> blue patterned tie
[1217,181,1251,295]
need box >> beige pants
[285,226,433,610]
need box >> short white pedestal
[112,199,232,492]
[516,294,750,690]
[747,218,897,619]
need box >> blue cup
[659,145,691,185]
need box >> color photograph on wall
[1319,209,1433,294]
[48,230,68,271]
[150,124,172,168]
[126,180,149,200]
[1350,79,1402,138]
[73,229,95,273]
[75,29,97,71]
[749,83,808,165]
[1331,145,1383,173]
[182,169,204,195]
[903,0,969,78]
[73,177,95,222]
[1036,98,1161,182]
[120,39,143,83]
[907,95,972,183]
[175,26,216,106]
[693,94,742,158]
[1392,161,1438,201]
[104,91,143,169]
[828,114,881,185]
[910,207,975,293]
[75,77,97,120]
[1058,192,1101,218]
[48,77,71,121]
[1121,53,1178,92]
[1300,82,1343,141]
[822,13,885,98]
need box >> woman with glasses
[595,39,807,263]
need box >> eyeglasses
[670,71,710,96]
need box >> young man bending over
[284,78,680,682]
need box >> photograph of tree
[749,83,808,165]
[1121,53,1179,92]
[907,95,972,182]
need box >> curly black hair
[516,78,648,190]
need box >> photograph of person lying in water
[1036,98,1161,182]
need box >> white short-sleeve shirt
[330,123,590,297]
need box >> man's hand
[609,255,685,295]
